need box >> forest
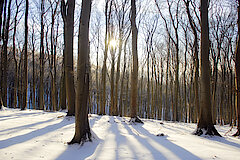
[0,0,240,159]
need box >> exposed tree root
[129,116,144,124]
[68,129,92,145]
[193,125,221,137]
[232,130,240,137]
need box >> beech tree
[130,0,142,123]
[61,0,76,116]
[100,0,112,115]
[39,0,45,110]
[68,0,92,144]
[194,0,221,136]
[233,0,240,136]
[1,0,12,108]
[21,0,29,110]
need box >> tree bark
[68,0,92,144]
[100,0,112,115]
[130,0,142,123]
[22,0,29,110]
[39,0,45,110]
[61,0,76,116]
[185,0,199,123]
[194,0,221,136]
[2,0,12,107]
[233,0,240,136]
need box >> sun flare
[109,39,118,48]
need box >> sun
[109,39,118,48]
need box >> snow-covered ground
[0,107,240,160]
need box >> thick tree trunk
[233,1,240,136]
[61,0,76,116]
[68,0,92,144]
[129,0,142,123]
[194,0,220,136]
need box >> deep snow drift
[0,107,240,160]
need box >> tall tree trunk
[50,2,59,111]
[119,38,128,116]
[147,50,150,119]
[151,57,154,119]
[39,0,45,110]
[60,17,66,110]
[164,37,170,121]
[68,0,92,144]
[185,0,199,123]
[12,0,21,109]
[96,24,100,114]
[32,27,36,110]
[233,0,240,136]
[110,47,115,116]
[124,73,129,116]
[100,0,112,115]
[2,0,12,107]
[0,0,4,41]
[194,0,221,136]
[61,0,76,116]
[130,0,142,123]
[158,58,163,120]
[22,0,29,110]
[114,33,123,116]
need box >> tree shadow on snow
[125,120,201,160]
[209,136,240,149]
[0,111,45,121]
[55,139,100,160]
[56,115,105,160]
[0,118,56,136]
[89,116,140,160]
[0,117,74,149]
[0,111,46,119]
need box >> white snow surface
[0,108,240,160]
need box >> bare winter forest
[0,0,240,159]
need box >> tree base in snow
[66,112,75,116]
[68,130,92,145]
[193,125,221,137]
[129,116,144,124]
[233,130,240,136]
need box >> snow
[0,108,240,160]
